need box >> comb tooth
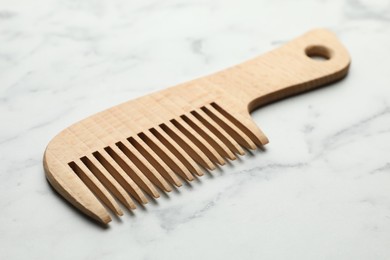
[70,121,139,209]
[150,127,204,177]
[105,107,175,192]
[62,128,136,212]
[82,155,136,210]
[105,146,160,199]
[160,122,216,171]
[136,132,194,182]
[202,104,257,150]
[210,102,268,146]
[128,134,182,187]
[102,107,193,187]
[117,139,177,190]
[81,112,159,198]
[192,109,246,155]
[171,118,226,166]
[45,154,111,224]
[93,150,148,204]
[147,93,225,165]
[69,160,123,216]
[181,113,236,161]
[120,96,203,180]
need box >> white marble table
[1,0,389,259]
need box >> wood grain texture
[43,29,351,224]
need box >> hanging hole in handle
[305,45,332,61]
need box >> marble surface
[1,0,390,259]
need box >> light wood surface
[43,29,351,224]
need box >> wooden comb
[43,29,350,224]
